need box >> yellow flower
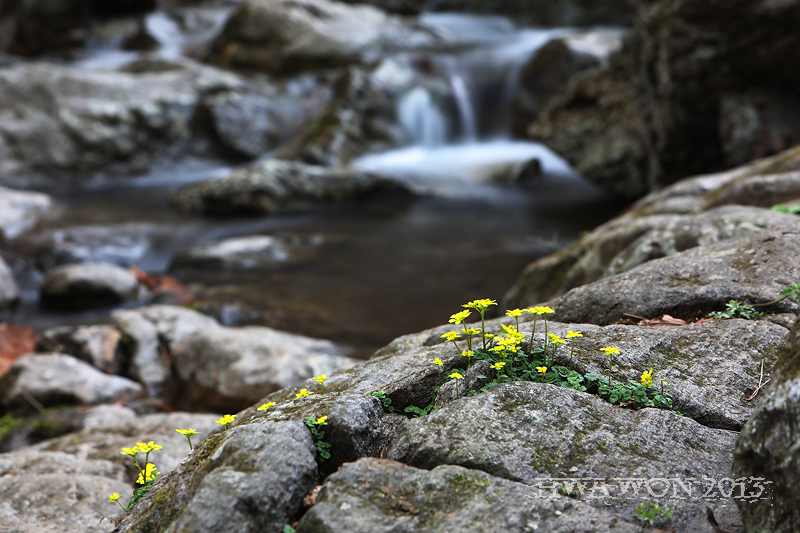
[461,350,474,359]
[505,309,525,318]
[528,306,554,316]
[449,310,471,324]
[176,428,199,437]
[641,368,654,388]
[121,446,139,457]
[463,327,481,336]
[316,416,327,425]
[600,347,621,355]
[490,362,506,370]
[137,463,159,485]
[313,375,327,385]
[295,389,312,399]
[136,441,162,453]
[109,492,121,503]
[257,402,276,411]
[441,331,462,342]
[433,357,443,367]
[215,414,236,426]
[462,299,497,313]
[449,372,463,380]
[566,331,583,339]
[536,366,547,374]
[548,333,566,345]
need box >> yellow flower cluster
[316,416,327,425]
[449,372,463,380]
[601,346,621,355]
[433,357,443,367]
[296,389,312,399]
[463,299,497,313]
[548,333,566,346]
[313,375,327,385]
[257,402,276,411]
[641,368,654,388]
[490,361,505,370]
[526,306,554,316]
[536,366,547,374]
[137,463,159,485]
[566,330,582,339]
[215,414,236,427]
[176,428,199,437]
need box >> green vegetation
[707,300,764,320]
[634,501,675,525]
[365,391,394,413]
[304,415,332,462]
[433,300,676,413]
[771,203,800,214]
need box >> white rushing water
[354,14,584,193]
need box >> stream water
[8,10,628,359]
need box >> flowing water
[7,11,628,359]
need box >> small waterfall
[449,74,478,142]
[398,87,450,147]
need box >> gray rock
[172,324,358,412]
[0,473,131,532]
[0,185,54,241]
[387,381,742,533]
[0,59,324,186]
[37,324,124,374]
[111,304,219,397]
[732,317,800,532]
[526,0,800,197]
[32,411,222,479]
[511,30,622,137]
[277,66,415,167]
[0,353,144,410]
[505,205,800,308]
[244,393,402,474]
[0,256,20,312]
[433,359,493,408]
[170,158,412,217]
[203,0,441,74]
[114,421,318,533]
[169,235,289,271]
[533,319,788,431]
[39,262,141,310]
[544,229,800,325]
[297,458,644,533]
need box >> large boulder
[0,409,221,531]
[0,353,144,411]
[170,158,413,217]
[298,458,643,533]
[111,305,220,397]
[732,317,800,532]
[171,324,358,412]
[527,0,800,197]
[386,382,741,533]
[39,262,142,310]
[511,31,623,137]
[203,0,441,74]
[504,147,800,309]
[541,228,800,325]
[0,59,327,187]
